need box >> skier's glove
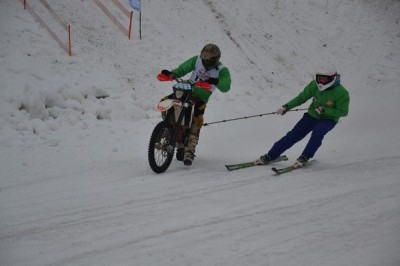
[276,105,287,115]
[161,69,173,77]
[207,77,219,85]
[315,105,324,115]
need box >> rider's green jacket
[285,78,349,123]
[171,55,231,103]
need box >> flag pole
[128,0,141,39]
[139,12,142,39]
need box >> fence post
[68,25,72,56]
[21,0,72,56]
[128,11,133,39]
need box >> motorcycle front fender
[155,99,182,112]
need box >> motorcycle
[148,73,211,173]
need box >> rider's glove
[276,105,287,115]
[161,69,173,77]
[315,105,324,115]
[207,77,219,85]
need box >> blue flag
[128,0,141,12]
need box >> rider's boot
[184,134,198,166]
[183,119,202,166]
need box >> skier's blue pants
[268,113,336,160]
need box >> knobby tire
[148,121,175,173]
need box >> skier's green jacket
[171,55,231,103]
[285,76,349,123]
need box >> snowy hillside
[1,0,400,265]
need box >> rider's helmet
[316,66,338,91]
[200,43,221,68]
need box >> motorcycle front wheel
[148,121,175,173]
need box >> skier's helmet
[316,66,337,90]
[200,43,221,67]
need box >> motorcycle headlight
[175,90,184,99]
[173,82,191,99]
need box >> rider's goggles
[202,56,219,67]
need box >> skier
[254,67,350,167]
[160,43,231,166]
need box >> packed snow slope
[1,0,400,265]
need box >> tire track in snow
[202,0,256,65]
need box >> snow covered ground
[1,0,400,265]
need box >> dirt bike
[148,73,211,173]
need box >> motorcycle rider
[160,43,231,166]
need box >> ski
[225,155,288,171]
[271,160,315,175]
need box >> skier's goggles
[316,74,335,85]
